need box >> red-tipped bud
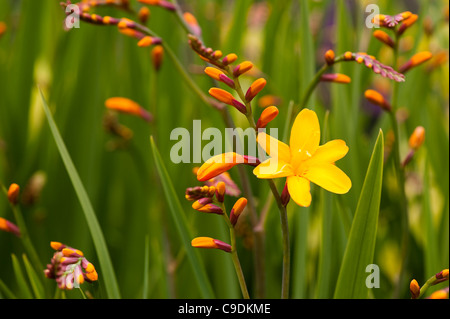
[245,78,267,102]
[191,237,231,253]
[230,197,248,226]
[410,279,420,299]
[209,88,247,114]
[233,61,253,77]
[399,51,433,73]
[256,106,279,129]
[215,182,226,203]
[408,126,425,150]
[0,217,21,237]
[183,12,201,36]
[222,53,238,66]
[137,36,162,47]
[364,89,391,112]
[138,6,150,24]
[7,183,20,205]
[151,45,164,71]
[320,73,351,84]
[373,30,395,48]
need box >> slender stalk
[290,63,330,126]
[219,202,250,299]
[390,31,410,298]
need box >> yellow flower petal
[308,139,349,164]
[253,158,293,179]
[257,132,291,163]
[287,175,312,207]
[304,163,352,194]
[290,108,321,161]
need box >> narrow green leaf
[22,254,45,299]
[11,254,33,299]
[39,89,121,299]
[334,130,384,299]
[150,136,215,298]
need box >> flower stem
[220,202,250,299]
[390,32,410,298]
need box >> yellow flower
[253,108,351,207]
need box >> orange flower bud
[245,78,267,102]
[344,51,353,60]
[373,30,395,48]
[183,12,201,36]
[230,197,248,226]
[398,14,418,36]
[410,279,420,299]
[408,126,425,150]
[324,49,335,65]
[215,182,226,202]
[105,97,153,122]
[364,89,391,112]
[151,45,164,71]
[208,88,234,105]
[191,237,231,253]
[399,51,433,73]
[209,88,246,113]
[138,6,150,24]
[222,53,238,65]
[7,183,20,205]
[320,73,351,84]
[256,106,279,129]
[0,217,21,237]
[233,61,253,77]
[137,36,161,47]
[205,68,235,88]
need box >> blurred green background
[0,0,448,299]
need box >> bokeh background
[0,0,448,299]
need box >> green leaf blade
[150,136,214,299]
[334,130,384,299]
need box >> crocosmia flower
[44,242,98,290]
[253,108,351,207]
